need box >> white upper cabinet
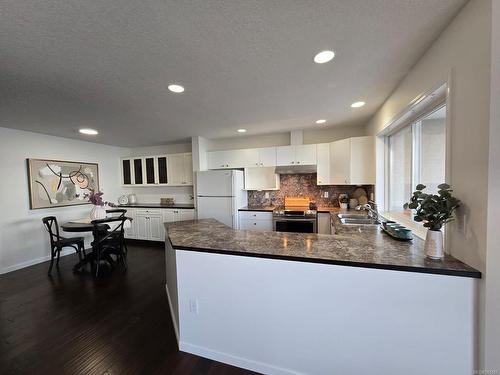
[330,138,351,184]
[244,167,280,190]
[207,147,275,169]
[121,153,193,186]
[276,146,295,166]
[295,144,317,165]
[349,136,375,185]
[276,144,316,166]
[330,136,375,185]
[167,153,193,186]
[257,147,277,167]
[208,150,231,169]
[316,143,330,185]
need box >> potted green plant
[404,183,460,259]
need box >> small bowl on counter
[381,221,413,241]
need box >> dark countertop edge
[238,207,338,213]
[238,207,274,212]
[169,243,481,279]
[119,204,195,209]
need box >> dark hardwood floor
[0,242,257,375]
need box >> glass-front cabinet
[120,153,192,186]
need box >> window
[387,105,446,216]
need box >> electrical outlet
[264,192,270,199]
[189,299,199,315]
[324,191,329,198]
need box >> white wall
[176,250,477,375]
[303,123,367,144]
[125,143,194,204]
[0,127,129,274]
[485,0,500,370]
[205,126,367,152]
[207,132,291,151]
[365,0,492,367]
[367,0,491,272]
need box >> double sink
[337,213,379,226]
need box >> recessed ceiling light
[237,129,247,133]
[350,101,366,108]
[79,128,98,135]
[313,50,335,64]
[168,84,185,93]
[315,119,326,124]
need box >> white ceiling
[0,0,466,147]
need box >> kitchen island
[165,219,480,375]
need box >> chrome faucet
[356,201,379,222]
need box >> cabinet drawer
[240,219,273,231]
[136,209,162,216]
[239,211,273,221]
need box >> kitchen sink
[337,213,379,225]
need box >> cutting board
[285,197,310,207]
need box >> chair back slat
[106,209,127,217]
[42,216,60,245]
[91,216,131,246]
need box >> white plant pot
[90,205,107,221]
[424,229,444,259]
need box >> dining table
[61,218,130,274]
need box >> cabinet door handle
[253,223,256,225]
[297,161,300,164]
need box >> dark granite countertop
[119,203,195,209]
[238,206,339,213]
[165,218,481,278]
[239,206,275,212]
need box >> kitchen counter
[238,206,274,212]
[166,218,480,278]
[238,205,338,213]
[165,218,479,373]
[118,203,195,209]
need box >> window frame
[377,81,452,241]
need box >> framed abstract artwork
[27,158,100,209]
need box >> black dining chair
[106,208,129,256]
[42,216,85,274]
[91,215,130,277]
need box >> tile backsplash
[247,173,374,208]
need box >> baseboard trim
[125,239,164,247]
[0,248,74,275]
[179,341,305,375]
[165,284,180,343]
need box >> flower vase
[424,229,444,259]
[90,205,107,221]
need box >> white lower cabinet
[135,210,164,241]
[239,211,273,231]
[124,207,196,241]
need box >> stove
[272,198,318,233]
[272,206,317,218]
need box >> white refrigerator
[196,170,247,229]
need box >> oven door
[273,218,317,233]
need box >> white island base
[166,245,478,375]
